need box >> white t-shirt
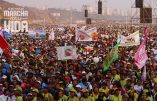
[0,95,11,101]
[134,85,143,93]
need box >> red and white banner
[134,39,148,69]
[117,31,140,46]
[76,27,98,41]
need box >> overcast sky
[4,0,131,10]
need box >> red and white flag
[134,39,148,69]
[0,35,12,59]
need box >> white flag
[141,66,147,81]
[118,31,140,46]
[49,28,55,40]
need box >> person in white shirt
[134,80,143,94]
[0,89,11,101]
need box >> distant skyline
[3,0,131,11]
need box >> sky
[4,0,132,11]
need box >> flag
[144,28,149,40]
[134,39,148,69]
[49,28,55,40]
[2,31,13,39]
[117,31,140,46]
[103,43,119,71]
[0,35,12,59]
[76,27,98,41]
[141,66,147,81]
[0,29,3,36]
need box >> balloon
[93,57,99,63]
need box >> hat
[14,86,22,92]
[32,89,39,93]
[35,80,41,84]
[82,71,86,74]
[59,87,64,91]
[99,88,105,93]
[65,76,71,81]
[59,81,63,84]
[122,94,129,98]
[88,72,92,76]
[2,75,7,79]
[27,93,32,96]
[69,87,76,93]
[76,72,81,77]
[76,85,81,88]
[83,89,89,93]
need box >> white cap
[88,72,92,76]
[82,71,86,74]
[76,85,81,88]
[2,75,7,79]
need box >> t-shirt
[0,95,11,101]
[67,97,79,101]
[110,95,122,101]
[32,97,37,101]
[112,74,120,81]
[59,95,68,101]
[134,85,143,93]
[42,93,54,101]
[120,79,127,87]
[16,96,23,101]
[80,96,95,101]
[91,93,99,100]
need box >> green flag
[103,43,119,71]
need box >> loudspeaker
[135,0,143,8]
[86,18,91,24]
[98,0,102,14]
[84,9,88,17]
[140,8,152,23]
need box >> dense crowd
[0,25,157,101]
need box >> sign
[76,27,98,41]
[28,30,46,39]
[56,46,77,60]
[117,31,140,46]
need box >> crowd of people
[0,25,156,101]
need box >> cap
[59,87,64,91]
[27,93,32,96]
[2,75,7,79]
[14,86,22,92]
[59,81,63,84]
[82,71,86,74]
[99,88,105,93]
[122,94,129,98]
[35,80,41,84]
[69,87,76,93]
[76,72,81,77]
[65,76,71,81]
[76,85,81,88]
[83,89,89,93]
[32,89,39,93]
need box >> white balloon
[93,57,99,63]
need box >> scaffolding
[130,0,157,26]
